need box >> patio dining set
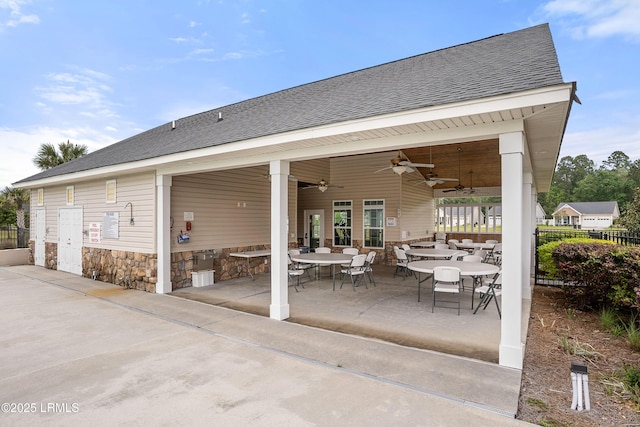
[286,239,503,317]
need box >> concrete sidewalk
[0,266,531,426]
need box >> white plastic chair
[313,247,331,275]
[434,243,449,250]
[486,243,502,265]
[401,244,411,251]
[473,249,488,261]
[461,239,474,244]
[432,266,462,315]
[448,241,458,250]
[364,251,376,286]
[393,246,411,279]
[289,248,314,280]
[341,247,359,268]
[287,253,305,292]
[485,239,499,244]
[473,271,502,318]
[461,255,483,291]
[339,254,367,291]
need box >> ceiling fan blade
[407,162,435,168]
[442,188,458,193]
[374,166,392,173]
[437,177,459,182]
[328,184,344,189]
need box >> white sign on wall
[89,222,101,243]
[103,212,119,239]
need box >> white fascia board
[156,119,526,176]
[18,84,571,188]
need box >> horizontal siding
[291,158,330,184]
[171,166,297,251]
[297,152,403,244]
[400,174,435,241]
[78,173,156,252]
[30,187,65,243]
[29,172,156,252]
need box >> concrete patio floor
[172,264,531,364]
[2,265,532,422]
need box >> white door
[34,208,46,267]
[304,209,324,249]
[58,207,83,275]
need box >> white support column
[499,132,524,369]
[522,172,533,300]
[270,160,290,320]
[156,175,172,294]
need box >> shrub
[553,243,640,310]
[538,238,613,279]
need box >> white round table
[409,241,436,248]
[408,260,500,303]
[454,242,496,251]
[405,248,467,259]
[290,253,355,290]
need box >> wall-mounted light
[124,202,134,225]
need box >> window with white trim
[37,188,43,206]
[333,201,352,247]
[106,180,116,203]
[363,199,384,248]
[66,186,74,206]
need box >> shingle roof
[554,201,619,215]
[16,23,565,184]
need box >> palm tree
[0,186,30,227]
[33,140,88,170]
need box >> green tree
[619,187,640,232]
[601,150,631,171]
[574,169,635,210]
[0,186,30,227]
[552,155,595,197]
[539,186,569,222]
[33,140,88,170]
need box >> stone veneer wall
[82,247,157,292]
[30,238,426,293]
[171,245,271,289]
[28,241,59,270]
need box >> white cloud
[543,0,640,41]
[0,0,40,28]
[0,126,117,189]
[35,69,119,119]
[561,126,640,164]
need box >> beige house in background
[553,201,620,229]
[13,24,577,369]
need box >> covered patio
[172,264,530,363]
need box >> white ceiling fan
[375,152,434,175]
[417,147,459,187]
[300,179,344,192]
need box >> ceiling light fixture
[392,165,409,175]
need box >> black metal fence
[534,228,640,286]
[0,226,29,249]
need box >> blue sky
[1,0,639,190]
